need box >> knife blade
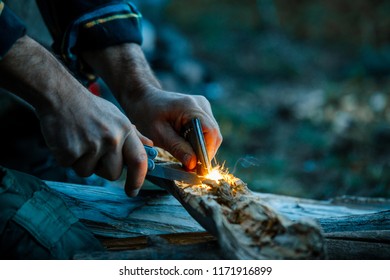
[147,162,203,185]
[144,145,203,185]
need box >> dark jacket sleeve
[0,1,26,59]
[36,0,143,82]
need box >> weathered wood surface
[151,177,325,259]
[46,181,205,238]
[46,180,390,259]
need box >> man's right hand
[38,91,152,196]
[0,35,150,196]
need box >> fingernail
[184,153,197,170]
[127,188,140,197]
[183,153,192,166]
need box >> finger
[195,115,223,160]
[158,124,197,170]
[186,96,223,160]
[122,132,148,197]
[94,150,123,181]
[72,151,100,177]
[135,128,154,146]
[204,128,222,160]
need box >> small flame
[178,162,244,195]
[203,163,237,185]
[205,168,224,182]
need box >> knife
[145,118,212,185]
[144,144,203,185]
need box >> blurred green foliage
[161,0,390,199]
[276,0,390,46]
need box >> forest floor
[159,0,390,199]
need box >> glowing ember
[206,168,224,182]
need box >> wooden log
[149,175,325,259]
[46,181,204,239]
[325,236,390,260]
[102,232,216,251]
[76,233,222,260]
[252,193,390,260]
[46,181,390,259]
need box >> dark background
[2,0,390,199]
[137,0,390,199]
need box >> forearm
[82,43,161,103]
[0,35,87,115]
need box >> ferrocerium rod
[183,118,212,176]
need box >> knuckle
[104,131,121,149]
[126,149,148,172]
[193,94,210,106]
[101,120,132,150]
[176,95,196,108]
[83,136,100,155]
[133,151,148,167]
[189,96,202,107]
[121,118,133,129]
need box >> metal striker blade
[182,118,212,176]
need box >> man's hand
[0,36,151,196]
[38,92,152,196]
[83,43,223,171]
[124,88,222,170]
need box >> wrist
[82,43,161,103]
